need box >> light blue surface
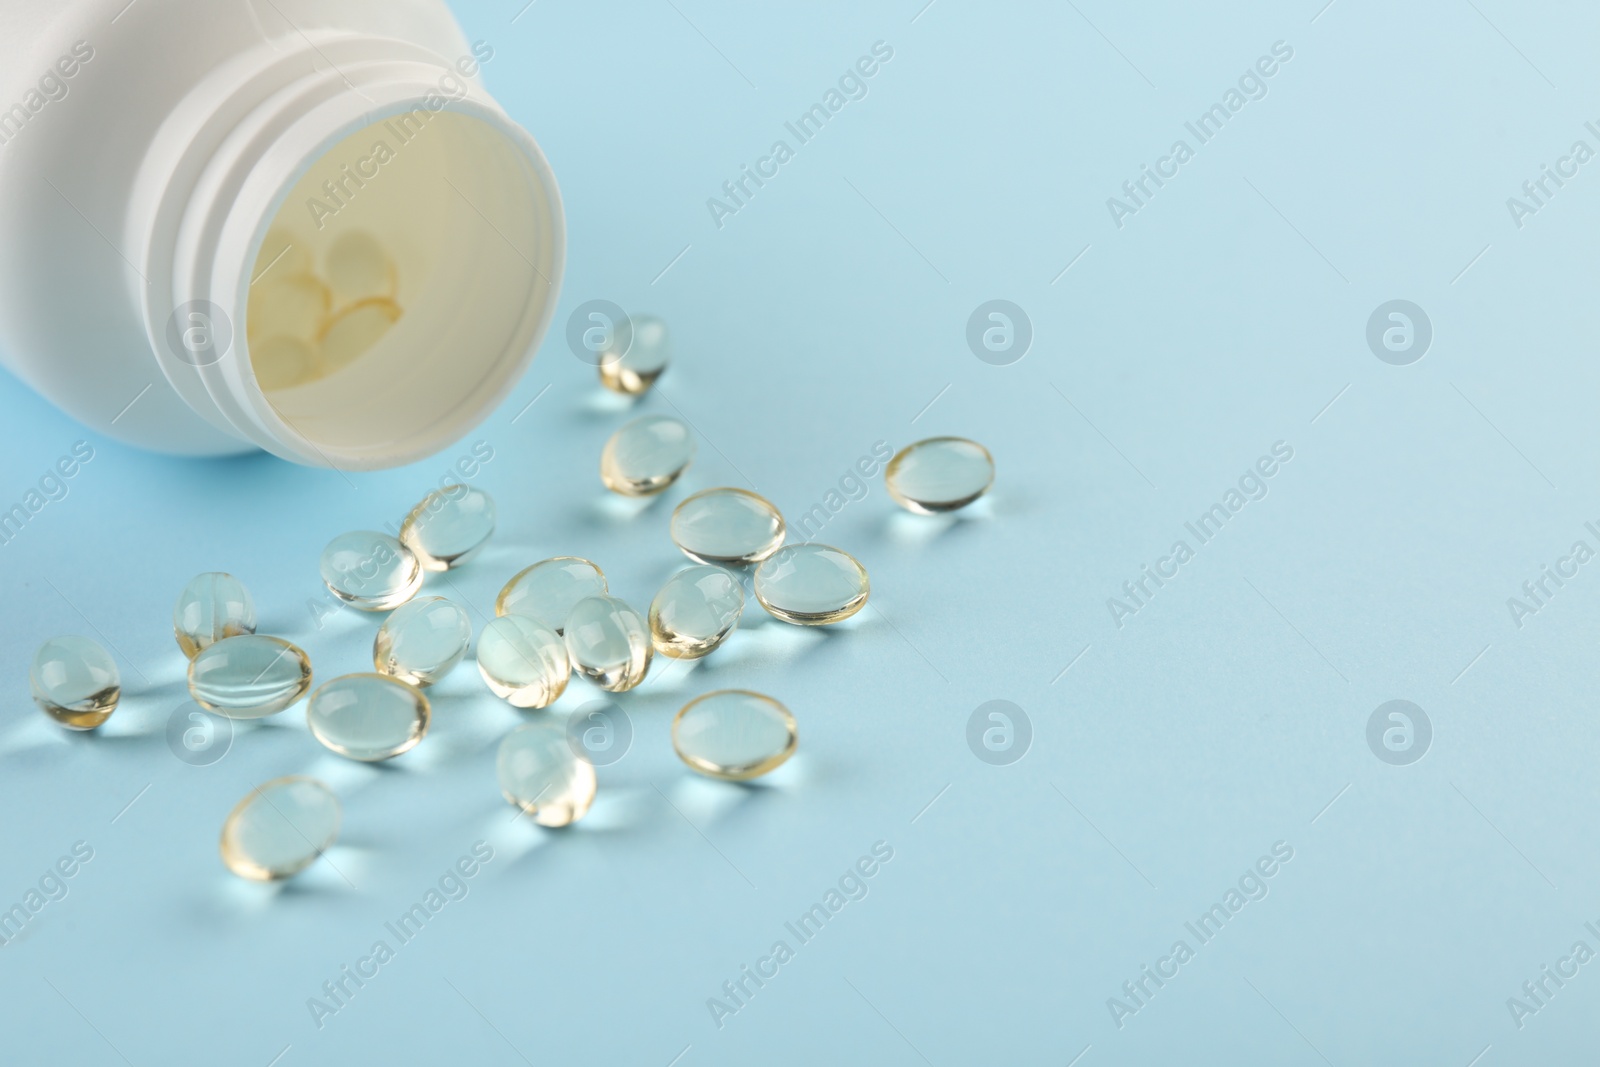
[3,1,1599,1063]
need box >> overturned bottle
[0,2,565,469]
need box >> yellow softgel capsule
[598,314,670,396]
[374,596,472,687]
[599,415,695,496]
[672,690,797,781]
[670,487,786,565]
[496,557,607,634]
[30,635,119,730]
[497,721,596,827]
[307,674,430,762]
[247,273,330,342]
[477,615,570,709]
[173,571,257,659]
[885,437,995,514]
[323,229,397,304]
[399,485,495,572]
[564,595,652,692]
[220,776,340,881]
[319,297,402,377]
[320,530,423,612]
[252,226,313,281]
[188,634,312,719]
[251,336,318,391]
[649,565,744,659]
[753,543,870,625]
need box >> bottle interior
[245,109,553,462]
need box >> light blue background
[3,0,1599,1063]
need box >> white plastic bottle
[0,0,564,468]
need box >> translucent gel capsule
[670,487,786,565]
[252,336,319,391]
[173,571,257,659]
[30,636,119,730]
[324,230,396,303]
[399,485,495,571]
[673,690,797,781]
[189,635,313,719]
[497,721,596,827]
[307,674,430,762]
[598,314,670,396]
[885,436,995,514]
[320,530,423,611]
[248,273,330,342]
[600,415,695,496]
[477,615,570,709]
[649,566,744,659]
[374,596,472,687]
[253,226,313,281]
[496,557,607,633]
[753,543,870,625]
[220,776,340,881]
[564,595,652,692]
[319,297,402,376]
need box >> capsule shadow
[578,386,639,417]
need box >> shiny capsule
[319,298,402,377]
[670,488,786,565]
[753,543,870,625]
[373,596,471,687]
[324,229,397,303]
[30,636,120,730]
[173,572,257,659]
[564,595,652,692]
[672,690,797,781]
[254,226,313,280]
[600,415,695,496]
[307,674,430,761]
[248,272,329,343]
[885,437,995,514]
[497,721,596,827]
[188,634,312,719]
[319,530,423,611]
[649,566,744,659]
[477,615,570,709]
[496,557,607,633]
[598,314,670,396]
[399,485,495,571]
[220,776,340,881]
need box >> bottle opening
[243,107,558,468]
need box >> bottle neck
[133,35,563,470]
